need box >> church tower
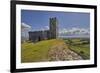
[49,17,58,39]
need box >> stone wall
[49,17,58,39]
[28,17,58,42]
[29,30,50,42]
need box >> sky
[21,10,90,32]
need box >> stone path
[48,43,83,61]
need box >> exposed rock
[48,43,83,61]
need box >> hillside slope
[21,39,82,63]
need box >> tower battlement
[50,17,58,39]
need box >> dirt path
[48,43,83,61]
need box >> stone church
[29,17,58,42]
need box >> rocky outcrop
[48,43,83,61]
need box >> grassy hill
[63,38,90,59]
[21,39,69,63]
[21,38,89,63]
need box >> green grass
[21,39,66,63]
[63,38,90,59]
[70,45,90,59]
[21,38,90,63]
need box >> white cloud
[21,22,31,40]
[39,26,49,31]
[59,27,90,35]
[21,22,31,29]
[44,26,49,30]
